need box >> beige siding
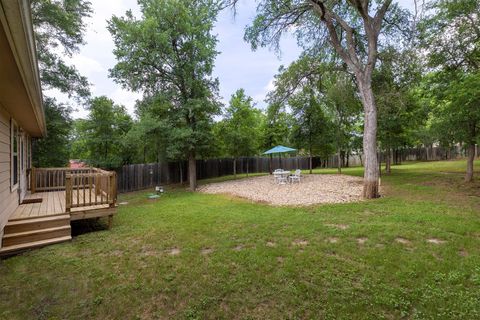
[0,104,19,244]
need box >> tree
[225,0,407,198]
[218,89,262,177]
[420,0,480,181]
[31,0,92,167]
[424,72,480,181]
[374,47,423,174]
[108,0,221,190]
[32,98,72,167]
[77,96,133,168]
[323,72,362,173]
[289,89,334,173]
[267,56,336,173]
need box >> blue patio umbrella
[263,145,297,154]
[263,145,297,173]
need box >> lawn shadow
[71,218,109,236]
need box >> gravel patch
[198,174,364,206]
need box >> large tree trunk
[465,143,475,182]
[188,152,196,191]
[358,79,380,199]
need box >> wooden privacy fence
[30,167,117,212]
[116,156,324,193]
[115,145,473,193]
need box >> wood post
[65,174,72,213]
[31,167,36,194]
[107,215,113,229]
[109,172,117,207]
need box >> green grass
[1,160,479,319]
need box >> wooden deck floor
[10,190,110,220]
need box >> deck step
[0,236,72,256]
[4,214,70,234]
[2,225,71,247]
[9,212,68,222]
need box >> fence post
[65,174,72,213]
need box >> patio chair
[289,169,301,183]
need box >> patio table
[273,170,291,184]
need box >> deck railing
[30,167,117,212]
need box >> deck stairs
[0,214,71,256]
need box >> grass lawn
[1,160,479,319]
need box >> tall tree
[218,89,262,177]
[224,0,407,198]
[374,47,423,173]
[74,96,133,168]
[31,0,92,166]
[267,56,336,173]
[33,98,72,167]
[420,0,480,181]
[108,0,221,190]
[324,72,362,173]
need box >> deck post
[31,167,36,194]
[107,214,113,229]
[65,174,72,213]
[109,172,117,207]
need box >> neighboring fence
[115,145,473,193]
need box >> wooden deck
[1,167,117,255]
[10,190,111,220]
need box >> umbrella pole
[269,154,272,174]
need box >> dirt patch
[266,241,276,247]
[166,248,181,256]
[459,249,469,257]
[325,223,350,230]
[292,239,308,247]
[357,237,368,245]
[277,256,284,263]
[327,237,339,244]
[198,174,365,206]
[427,238,447,244]
[233,245,244,251]
[395,237,412,245]
[201,248,214,255]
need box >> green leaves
[71,97,133,168]
[108,0,221,182]
[217,89,263,157]
[32,0,92,102]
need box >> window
[11,119,18,190]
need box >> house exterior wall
[0,104,31,247]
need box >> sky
[47,0,415,119]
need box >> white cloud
[109,88,142,116]
[252,78,276,107]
